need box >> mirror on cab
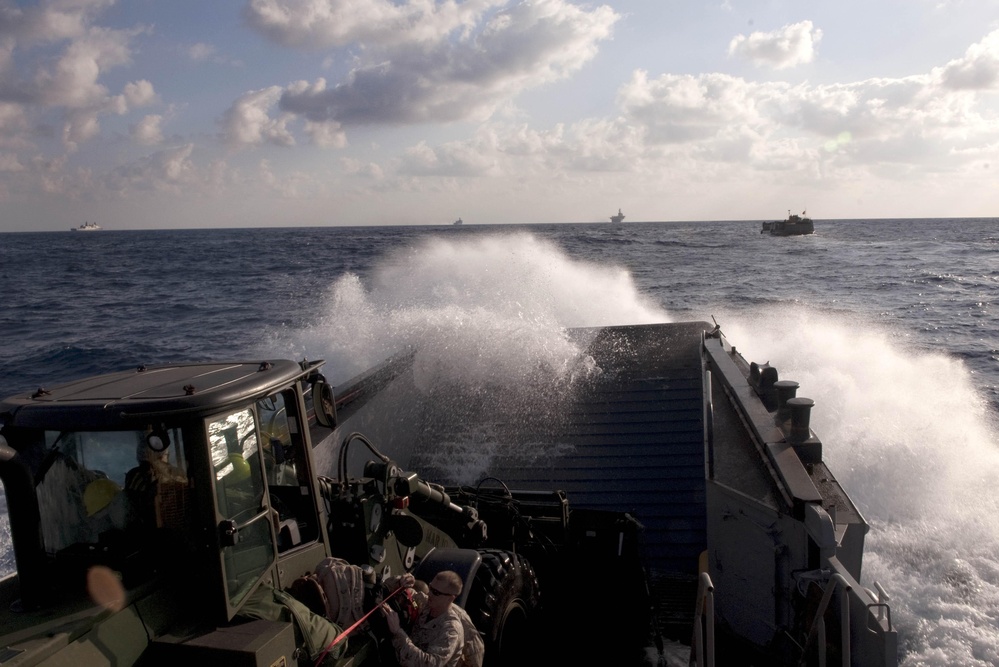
[313,381,337,428]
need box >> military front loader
[0,359,653,666]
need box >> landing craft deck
[332,321,896,664]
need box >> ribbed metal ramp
[409,322,709,578]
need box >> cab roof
[0,360,322,430]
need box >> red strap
[314,586,404,666]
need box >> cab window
[257,390,320,552]
[208,408,274,609]
[34,428,189,557]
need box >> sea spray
[287,232,668,483]
[298,232,668,384]
[722,306,999,665]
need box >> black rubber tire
[465,549,541,667]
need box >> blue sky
[2,0,998,230]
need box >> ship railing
[690,571,715,667]
[798,567,895,667]
[869,581,892,623]
[799,572,852,667]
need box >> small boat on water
[70,222,101,232]
[762,210,813,236]
[610,208,625,223]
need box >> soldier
[380,570,483,667]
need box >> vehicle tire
[466,549,541,667]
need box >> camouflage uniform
[390,603,464,667]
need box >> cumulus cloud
[122,80,157,108]
[0,0,112,46]
[244,0,508,49]
[219,86,296,147]
[303,119,347,147]
[104,144,200,193]
[937,28,999,90]
[225,0,618,146]
[610,65,993,169]
[617,70,781,144]
[131,114,163,145]
[399,137,498,176]
[0,1,155,154]
[378,33,999,189]
[342,157,384,179]
[728,20,822,70]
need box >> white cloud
[937,29,999,90]
[342,157,384,179]
[104,144,201,194]
[0,102,29,149]
[256,158,327,197]
[244,0,508,49]
[617,70,781,144]
[398,137,498,176]
[303,119,347,147]
[221,0,618,148]
[0,2,154,155]
[185,41,243,67]
[125,80,155,106]
[0,151,25,172]
[131,114,164,145]
[728,20,822,70]
[219,86,296,147]
[0,0,112,46]
[62,109,100,150]
[34,27,137,108]
[275,0,618,127]
[380,43,999,191]
[188,42,217,62]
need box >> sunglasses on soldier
[428,585,453,598]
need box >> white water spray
[293,232,667,385]
[723,308,999,666]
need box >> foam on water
[723,308,999,665]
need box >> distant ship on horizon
[453,217,463,226]
[71,221,101,231]
[610,208,625,224]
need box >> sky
[1,0,998,231]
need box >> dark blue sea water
[1,219,998,664]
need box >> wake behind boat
[762,210,813,236]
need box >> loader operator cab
[0,360,332,627]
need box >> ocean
[1,219,997,665]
